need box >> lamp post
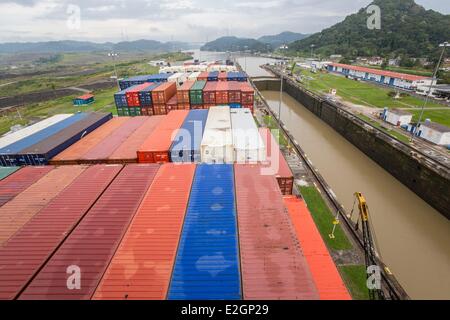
[108,52,120,91]
[412,41,450,142]
[310,44,315,59]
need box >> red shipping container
[259,128,294,195]
[202,82,217,105]
[177,81,194,104]
[203,104,216,109]
[177,103,190,110]
[138,110,189,163]
[167,95,178,112]
[18,164,160,300]
[108,116,164,163]
[190,104,204,110]
[93,164,196,300]
[241,83,255,104]
[228,81,242,103]
[152,82,177,105]
[80,117,147,163]
[141,106,154,116]
[234,164,319,300]
[0,166,52,207]
[215,81,229,105]
[126,83,150,107]
[218,72,228,81]
[0,165,122,300]
[153,103,167,115]
[0,166,86,246]
[197,71,209,81]
[284,196,351,300]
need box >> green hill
[200,36,270,53]
[288,0,450,59]
[258,31,309,48]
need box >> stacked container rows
[0,163,349,300]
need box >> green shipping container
[190,81,206,105]
[0,167,20,180]
[117,107,124,116]
[135,107,142,116]
[123,108,130,116]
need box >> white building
[383,109,413,126]
[328,63,436,90]
[417,121,450,146]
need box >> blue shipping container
[114,88,130,108]
[207,71,219,81]
[0,113,87,166]
[138,83,161,107]
[168,164,241,300]
[169,110,209,163]
[229,103,241,109]
[15,113,112,166]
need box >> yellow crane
[352,192,385,300]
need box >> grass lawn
[0,87,117,135]
[409,109,450,127]
[298,186,352,251]
[296,69,443,110]
[339,265,370,300]
[357,114,412,144]
[263,115,289,147]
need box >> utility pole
[412,41,449,142]
[279,73,283,121]
[108,52,121,91]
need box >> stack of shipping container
[0,162,350,300]
[0,113,112,166]
[114,71,254,116]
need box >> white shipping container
[231,108,266,163]
[188,72,201,81]
[201,106,234,164]
[168,72,187,87]
[0,114,73,150]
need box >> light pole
[310,44,315,59]
[412,41,449,142]
[108,52,121,91]
[279,73,283,121]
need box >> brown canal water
[198,53,449,298]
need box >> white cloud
[0,0,448,43]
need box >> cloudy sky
[0,0,448,43]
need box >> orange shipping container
[137,110,189,163]
[167,95,178,112]
[153,103,167,115]
[50,117,129,165]
[177,103,190,110]
[108,116,164,163]
[93,163,196,300]
[177,81,194,104]
[151,82,177,105]
[197,71,209,81]
[283,196,351,300]
[215,81,229,104]
[0,165,86,246]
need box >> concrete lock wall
[254,78,450,219]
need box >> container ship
[0,66,351,301]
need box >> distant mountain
[0,40,193,54]
[258,31,309,48]
[289,0,450,58]
[201,36,271,53]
